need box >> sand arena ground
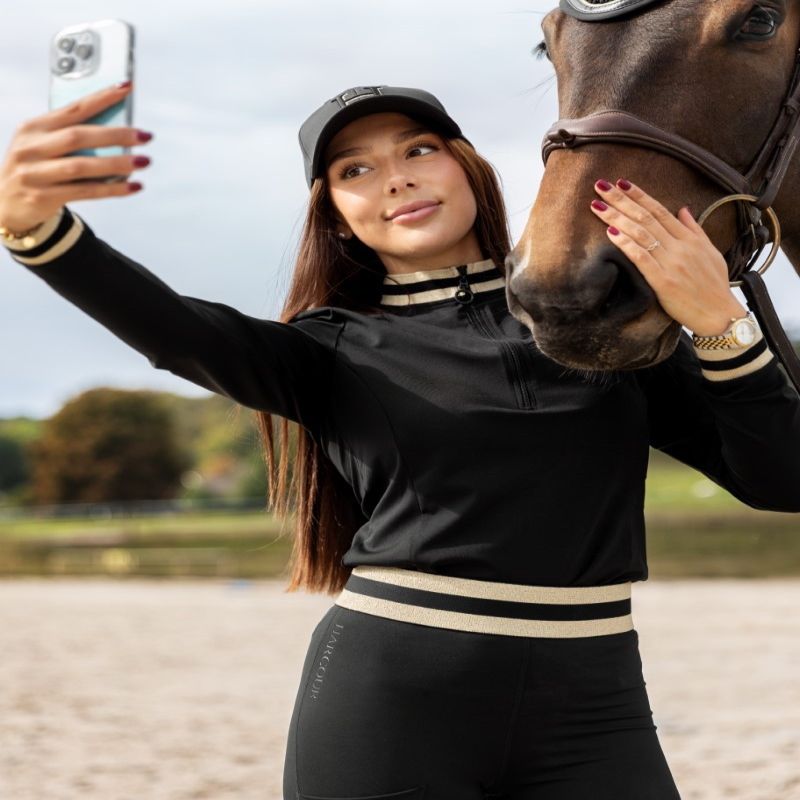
[1,577,798,799]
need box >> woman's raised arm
[3,205,343,436]
[0,81,342,438]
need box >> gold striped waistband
[334,565,634,638]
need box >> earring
[337,231,346,239]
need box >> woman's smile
[390,202,442,224]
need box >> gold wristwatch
[691,311,759,350]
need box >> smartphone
[48,18,135,183]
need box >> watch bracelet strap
[691,311,756,349]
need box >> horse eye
[739,6,780,39]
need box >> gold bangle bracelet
[0,220,48,249]
[0,220,46,241]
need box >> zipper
[454,265,537,410]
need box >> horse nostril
[512,260,616,323]
[509,275,545,321]
[597,254,657,317]
[509,255,654,326]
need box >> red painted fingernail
[115,79,132,90]
[596,179,613,191]
[128,182,143,192]
[591,200,608,211]
[136,130,154,142]
[608,226,620,235]
[617,179,632,190]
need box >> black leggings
[283,568,682,800]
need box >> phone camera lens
[56,56,75,74]
[57,37,75,53]
[75,43,93,59]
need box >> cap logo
[335,86,385,108]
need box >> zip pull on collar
[454,264,474,305]
[379,257,506,310]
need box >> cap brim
[312,95,463,182]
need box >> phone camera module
[52,29,98,78]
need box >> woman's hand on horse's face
[589,178,748,336]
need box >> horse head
[506,0,800,372]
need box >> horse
[506,0,800,373]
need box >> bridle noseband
[540,0,800,391]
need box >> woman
[2,81,799,800]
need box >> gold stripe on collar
[380,258,506,307]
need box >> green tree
[0,417,40,502]
[0,435,27,492]
[28,388,191,504]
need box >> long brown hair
[252,124,513,596]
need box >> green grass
[0,510,285,541]
[644,465,745,511]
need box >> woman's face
[323,112,483,274]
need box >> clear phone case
[48,18,135,182]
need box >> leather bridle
[540,0,800,392]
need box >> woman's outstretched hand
[588,177,748,336]
[0,81,151,236]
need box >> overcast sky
[1,0,798,418]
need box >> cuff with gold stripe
[1,205,86,266]
[692,323,775,382]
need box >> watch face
[732,319,756,346]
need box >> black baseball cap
[298,85,470,189]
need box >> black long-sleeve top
[5,205,800,587]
